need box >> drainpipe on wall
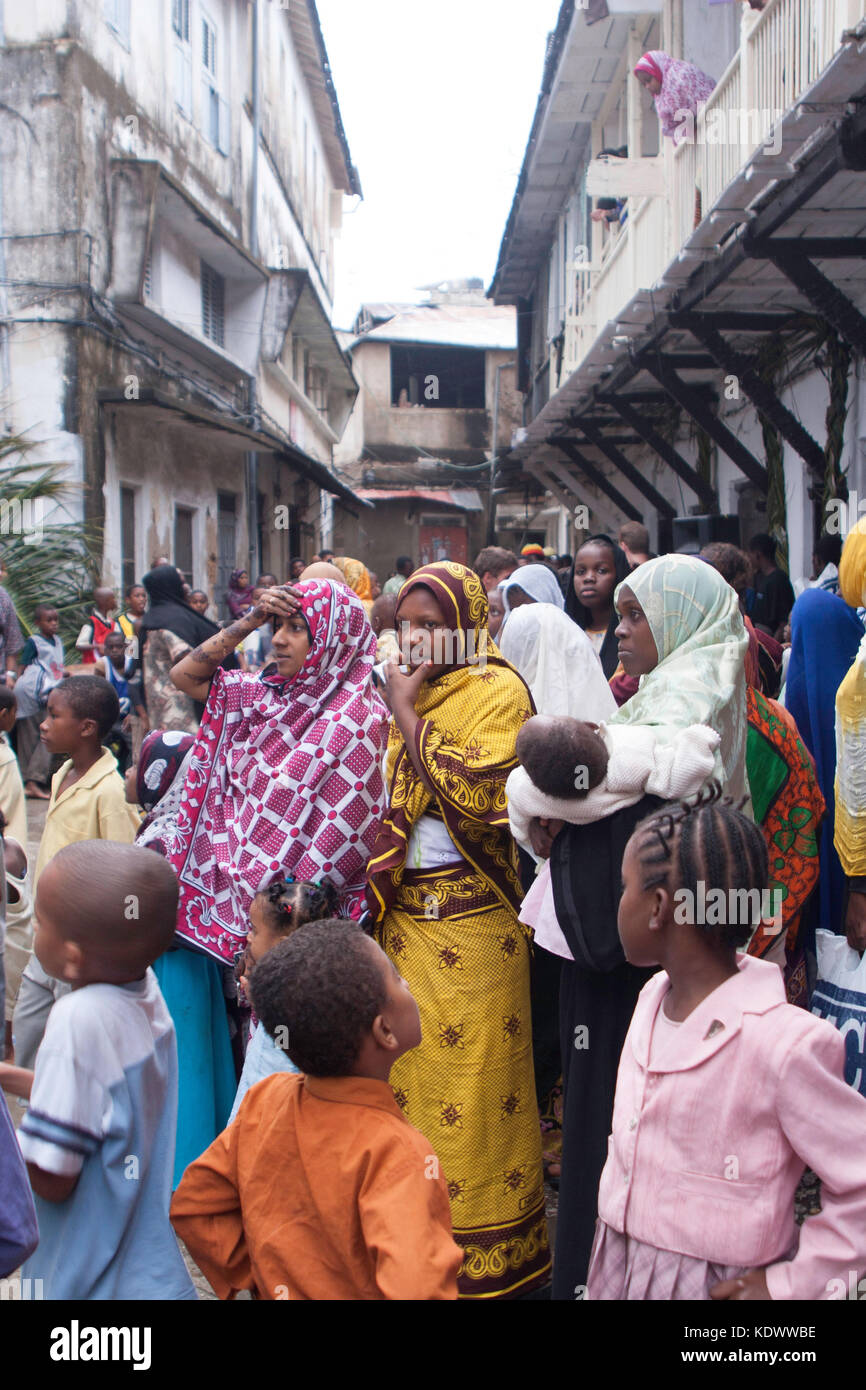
[246,0,261,575]
[486,360,515,545]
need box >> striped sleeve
[17,1015,110,1176]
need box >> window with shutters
[172,0,189,40]
[217,493,238,618]
[174,507,195,588]
[120,487,137,595]
[104,0,131,48]
[202,14,217,74]
[201,10,229,153]
[173,0,192,116]
[307,367,328,414]
[201,261,225,347]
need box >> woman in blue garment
[785,587,865,946]
[131,730,236,1187]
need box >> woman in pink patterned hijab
[165,579,387,964]
[634,50,716,146]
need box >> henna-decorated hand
[250,585,303,628]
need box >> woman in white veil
[499,602,616,1185]
[498,602,615,721]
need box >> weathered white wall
[0,0,357,590]
[339,338,519,459]
[102,407,248,592]
[683,0,740,82]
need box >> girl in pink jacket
[588,788,866,1301]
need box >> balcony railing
[559,0,866,393]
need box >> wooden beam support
[602,396,718,510]
[671,312,826,477]
[746,238,866,259]
[554,440,643,521]
[639,359,768,493]
[571,418,677,519]
[746,245,866,356]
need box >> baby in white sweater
[509,714,720,960]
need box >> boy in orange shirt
[171,921,462,1300]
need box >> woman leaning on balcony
[633,51,716,148]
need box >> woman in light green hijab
[539,552,753,1298]
[611,552,750,805]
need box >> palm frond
[0,436,101,647]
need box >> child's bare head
[370,593,398,636]
[42,676,119,756]
[34,841,178,986]
[94,586,116,613]
[103,631,127,664]
[250,922,421,1079]
[516,715,609,799]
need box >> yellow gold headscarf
[366,561,532,919]
[838,516,866,609]
[332,556,374,615]
[835,518,866,875]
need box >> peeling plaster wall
[102,407,249,592]
[337,340,520,465]
[0,1,355,594]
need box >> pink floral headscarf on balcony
[634,50,716,146]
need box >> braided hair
[631,783,768,949]
[255,875,340,937]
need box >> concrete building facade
[490,0,866,584]
[0,0,363,613]
[334,285,523,578]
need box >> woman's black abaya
[548,795,661,1299]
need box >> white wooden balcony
[560,0,866,388]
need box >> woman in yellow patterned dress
[367,561,551,1298]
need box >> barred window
[201,261,225,347]
[172,0,189,41]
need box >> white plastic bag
[811,929,866,1095]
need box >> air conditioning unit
[671,514,741,554]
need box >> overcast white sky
[316,0,563,329]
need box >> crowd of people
[0,517,865,1303]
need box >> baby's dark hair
[249,921,386,1076]
[254,876,340,935]
[516,716,608,799]
[53,675,120,739]
[631,784,768,949]
[0,685,16,714]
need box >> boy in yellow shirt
[0,685,27,850]
[12,677,141,1067]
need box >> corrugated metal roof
[356,487,483,511]
[347,304,517,351]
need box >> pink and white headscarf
[634,50,716,145]
[166,580,387,962]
